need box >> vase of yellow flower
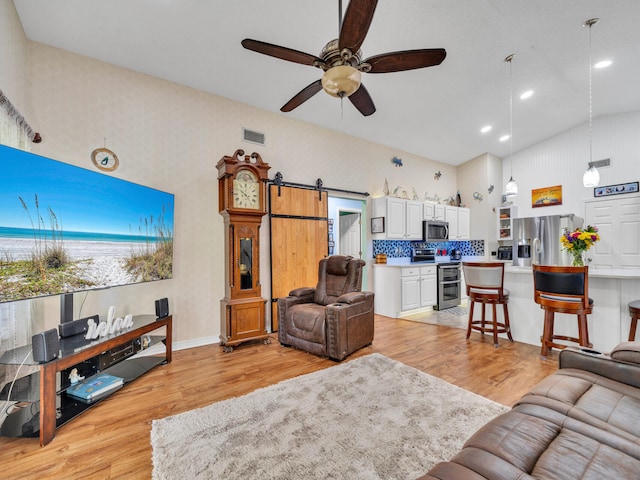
[560,225,600,266]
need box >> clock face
[91,148,119,172]
[233,170,260,209]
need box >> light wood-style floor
[0,314,558,479]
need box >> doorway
[338,211,361,258]
[328,196,367,285]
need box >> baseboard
[173,336,219,352]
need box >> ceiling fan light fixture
[321,65,362,98]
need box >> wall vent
[242,128,266,146]
[588,158,610,168]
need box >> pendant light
[504,54,518,197]
[582,18,600,188]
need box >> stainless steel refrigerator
[512,214,584,266]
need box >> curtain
[0,90,34,360]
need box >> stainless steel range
[433,262,462,310]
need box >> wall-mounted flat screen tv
[0,144,174,304]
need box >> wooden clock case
[216,149,271,352]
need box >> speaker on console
[155,297,169,319]
[32,329,60,363]
[58,314,98,338]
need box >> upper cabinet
[446,206,470,240]
[424,202,445,221]
[372,197,423,240]
[498,206,517,241]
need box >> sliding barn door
[269,185,328,331]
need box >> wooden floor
[0,315,558,479]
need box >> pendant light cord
[508,56,514,169]
[588,21,594,166]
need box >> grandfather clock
[216,149,271,352]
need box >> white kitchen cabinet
[372,197,423,240]
[405,200,423,239]
[420,267,437,306]
[401,271,420,311]
[457,207,470,240]
[445,206,470,240]
[424,202,445,221]
[498,206,517,241]
[374,264,437,317]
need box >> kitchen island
[502,265,640,353]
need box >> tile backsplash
[373,240,484,258]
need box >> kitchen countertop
[504,264,640,279]
[373,256,484,267]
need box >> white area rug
[151,353,508,480]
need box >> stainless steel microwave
[423,220,449,242]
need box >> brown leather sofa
[278,255,374,361]
[418,342,640,479]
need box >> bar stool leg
[491,303,499,347]
[577,314,592,348]
[541,310,555,357]
[503,303,513,342]
[630,316,638,341]
[466,299,475,339]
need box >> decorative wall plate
[91,147,119,172]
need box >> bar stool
[462,262,513,347]
[532,264,593,357]
[629,300,640,341]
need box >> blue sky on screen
[0,144,174,235]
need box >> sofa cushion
[611,341,640,365]
[421,404,640,480]
[285,304,326,344]
[516,368,640,442]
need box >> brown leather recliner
[278,255,375,361]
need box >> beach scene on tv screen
[0,145,174,303]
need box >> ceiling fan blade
[348,84,376,116]
[280,79,323,112]
[242,39,322,66]
[339,0,378,53]
[364,48,447,73]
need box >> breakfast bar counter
[502,266,640,352]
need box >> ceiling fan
[241,0,446,116]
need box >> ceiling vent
[588,158,610,168]
[242,128,265,146]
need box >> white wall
[503,110,640,220]
[457,153,503,255]
[0,0,29,117]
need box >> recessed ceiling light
[594,60,612,69]
[499,134,510,142]
[520,90,534,100]
[481,125,492,133]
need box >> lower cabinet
[374,264,437,317]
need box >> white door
[339,212,361,258]
[586,197,640,268]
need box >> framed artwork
[594,181,639,197]
[371,217,385,233]
[532,185,562,208]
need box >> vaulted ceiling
[13,0,640,165]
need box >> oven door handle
[441,280,461,285]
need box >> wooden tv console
[0,314,171,446]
